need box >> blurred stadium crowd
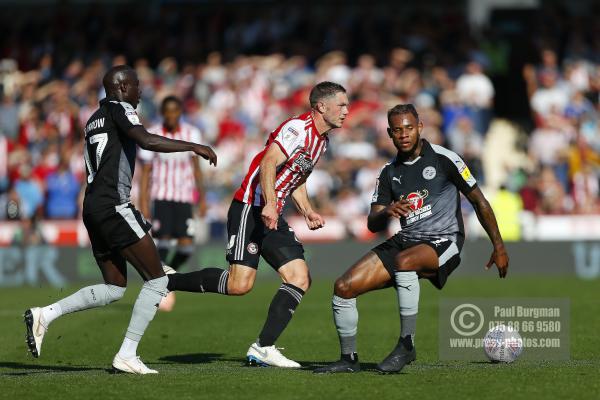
[0,3,598,241]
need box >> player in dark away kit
[24,65,216,374]
[315,104,509,374]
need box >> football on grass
[483,324,523,363]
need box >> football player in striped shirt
[165,82,349,368]
[139,96,206,311]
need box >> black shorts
[372,235,461,290]
[225,200,304,270]
[152,200,194,238]
[83,203,152,260]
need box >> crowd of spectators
[0,2,598,241]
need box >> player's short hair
[160,95,183,112]
[309,81,346,108]
[387,104,419,124]
[102,65,134,93]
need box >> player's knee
[106,284,126,303]
[144,275,169,296]
[333,277,354,299]
[395,253,417,271]
[288,273,311,292]
[228,279,253,296]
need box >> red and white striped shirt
[138,122,202,203]
[234,112,328,213]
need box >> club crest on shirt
[422,166,436,180]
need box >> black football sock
[169,246,194,270]
[257,283,305,347]
[167,268,228,294]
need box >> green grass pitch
[1,276,598,400]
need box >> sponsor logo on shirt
[293,153,313,173]
[403,189,429,210]
[400,189,433,225]
[226,235,236,255]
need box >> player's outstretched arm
[291,183,325,230]
[126,126,217,166]
[367,201,411,233]
[465,187,509,278]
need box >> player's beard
[397,136,421,159]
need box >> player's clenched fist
[261,203,279,230]
[385,200,412,218]
[193,144,217,166]
[305,211,325,230]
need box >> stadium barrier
[2,215,600,246]
[0,240,598,287]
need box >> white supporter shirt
[138,122,202,203]
[456,73,495,108]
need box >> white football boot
[24,307,47,358]
[246,342,301,368]
[112,354,158,374]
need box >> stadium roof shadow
[0,362,104,376]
